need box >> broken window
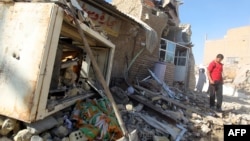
[159,39,176,63]
[174,49,187,66]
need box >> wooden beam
[61,21,96,46]
[62,15,115,48]
[67,2,128,138]
[128,95,177,124]
[134,85,161,97]
[157,95,206,116]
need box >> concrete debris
[51,125,69,138]
[69,130,88,141]
[0,118,17,135]
[14,129,33,141]
[164,110,185,122]
[1,71,250,141]
[201,124,211,134]
[117,129,139,141]
[191,113,201,119]
[78,78,91,91]
[153,135,170,141]
[116,104,126,111]
[41,132,52,141]
[26,116,58,134]
[0,116,4,127]
[110,86,130,104]
[61,137,70,141]
[126,104,134,111]
[240,119,248,125]
[136,113,180,140]
[148,69,175,98]
[134,103,144,112]
[66,87,81,97]
[176,124,187,141]
[233,64,250,94]
[139,79,162,93]
[0,137,12,141]
[30,135,43,141]
[124,72,250,141]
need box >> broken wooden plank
[67,2,128,138]
[136,113,180,140]
[148,69,175,98]
[61,21,97,46]
[205,116,224,126]
[128,95,177,124]
[134,85,161,98]
[61,60,78,69]
[135,84,210,119]
[150,95,188,111]
[149,94,211,120]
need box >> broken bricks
[1,71,249,141]
[0,117,18,136]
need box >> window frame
[159,39,176,63]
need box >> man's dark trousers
[209,82,223,109]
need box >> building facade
[80,0,196,90]
[204,26,250,66]
[112,0,196,89]
[203,26,250,80]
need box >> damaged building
[111,0,196,90]
[0,1,126,140]
[0,0,227,141]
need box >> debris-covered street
[0,0,250,141]
[1,69,250,141]
[110,71,250,141]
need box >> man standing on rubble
[207,54,224,112]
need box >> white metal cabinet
[0,2,115,123]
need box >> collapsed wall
[233,64,250,94]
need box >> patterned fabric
[71,98,123,141]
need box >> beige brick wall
[128,53,175,86]
[109,21,143,79]
[111,0,181,87]
[203,26,250,82]
[128,48,158,82]
[141,6,168,45]
[164,62,175,86]
[204,26,250,66]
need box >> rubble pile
[112,70,250,141]
[111,82,213,140]
[233,66,250,94]
[1,70,250,141]
[223,64,250,94]
[0,97,123,141]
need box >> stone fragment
[30,135,43,141]
[0,137,12,141]
[0,118,17,135]
[14,129,32,141]
[201,124,211,134]
[26,116,58,134]
[52,125,69,138]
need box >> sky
[179,0,250,65]
[106,0,250,65]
